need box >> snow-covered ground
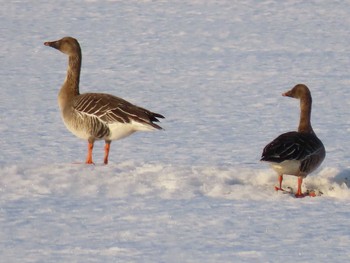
[1,0,350,262]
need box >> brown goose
[44,37,164,164]
[261,84,325,197]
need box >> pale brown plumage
[44,36,164,164]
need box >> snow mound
[1,162,348,201]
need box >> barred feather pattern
[261,131,326,174]
[73,93,164,131]
[65,109,110,140]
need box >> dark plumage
[261,84,325,197]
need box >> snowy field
[1,0,350,262]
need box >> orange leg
[85,142,94,164]
[278,174,283,190]
[295,177,304,198]
[104,142,111,165]
[275,174,283,191]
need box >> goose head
[282,84,311,100]
[44,36,81,56]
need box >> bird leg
[85,142,94,164]
[295,176,305,198]
[274,174,284,191]
[104,141,111,165]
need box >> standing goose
[261,84,325,197]
[44,36,164,164]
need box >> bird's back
[73,93,164,129]
[261,131,325,174]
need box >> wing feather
[72,93,164,129]
[261,131,325,173]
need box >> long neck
[58,51,81,111]
[63,52,81,96]
[298,96,314,134]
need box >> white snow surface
[1,0,350,262]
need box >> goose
[261,84,325,197]
[44,36,164,164]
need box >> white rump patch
[107,120,156,141]
[269,160,301,176]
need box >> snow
[1,0,350,262]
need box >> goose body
[261,84,325,197]
[62,92,163,141]
[44,37,164,164]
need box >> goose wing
[73,93,164,129]
[261,131,325,173]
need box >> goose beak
[282,90,292,97]
[44,40,59,49]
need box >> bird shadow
[330,169,350,187]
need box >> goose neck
[63,53,81,97]
[298,96,314,134]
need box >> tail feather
[134,111,164,130]
[150,112,165,123]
